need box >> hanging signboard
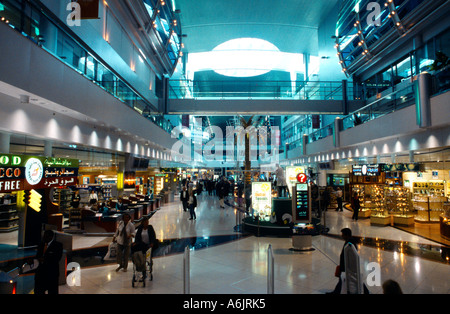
[0,154,79,193]
[352,164,380,176]
[381,163,421,172]
[76,0,100,19]
[292,183,311,223]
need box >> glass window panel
[394,55,412,83]
[84,55,96,79]
[435,28,450,57]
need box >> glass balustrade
[169,80,357,100]
[0,0,174,134]
[285,82,418,151]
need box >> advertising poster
[285,166,304,196]
[252,182,272,220]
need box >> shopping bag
[132,251,146,272]
[21,259,39,273]
[334,265,341,277]
[104,242,118,260]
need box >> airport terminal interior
[0,0,449,295]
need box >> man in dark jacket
[180,185,189,212]
[188,187,198,220]
[328,228,368,294]
[34,230,63,294]
[216,177,226,208]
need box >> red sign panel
[297,173,307,183]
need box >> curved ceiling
[174,0,340,55]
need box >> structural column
[302,134,308,156]
[333,117,343,148]
[414,72,432,128]
[0,133,10,154]
[44,141,53,157]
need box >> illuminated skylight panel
[186,38,306,78]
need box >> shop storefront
[0,153,79,246]
[402,167,449,224]
[349,162,450,242]
[350,164,386,220]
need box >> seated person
[146,190,153,200]
[116,198,125,211]
[99,202,110,215]
[89,198,98,211]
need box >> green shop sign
[0,154,79,193]
[0,154,79,168]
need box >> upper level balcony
[335,0,449,76]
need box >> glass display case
[385,186,414,226]
[413,195,447,223]
[352,184,384,219]
[440,203,450,240]
[52,188,73,214]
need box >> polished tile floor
[58,193,449,294]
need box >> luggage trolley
[132,247,153,287]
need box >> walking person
[180,185,189,212]
[132,217,157,279]
[335,187,343,212]
[327,228,368,294]
[328,228,355,294]
[224,178,231,203]
[113,213,135,272]
[188,187,197,220]
[216,177,226,208]
[34,230,63,294]
[351,192,360,221]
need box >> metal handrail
[349,83,414,116]
[183,245,190,294]
[169,80,350,100]
[267,244,274,294]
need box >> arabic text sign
[0,154,79,168]
[0,154,79,192]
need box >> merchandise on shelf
[52,188,73,214]
[441,203,450,240]
[413,194,447,223]
[101,184,117,199]
[352,184,384,218]
[0,193,19,232]
[384,186,412,216]
[413,181,445,197]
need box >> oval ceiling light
[211,38,281,77]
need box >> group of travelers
[180,182,198,220]
[310,185,361,220]
[180,176,234,220]
[311,185,343,216]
